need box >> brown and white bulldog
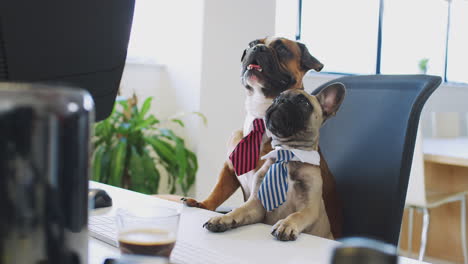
[182,37,343,238]
[203,84,346,241]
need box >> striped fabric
[258,149,295,211]
[229,118,265,176]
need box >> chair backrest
[312,75,441,245]
[405,127,427,207]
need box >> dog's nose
[253,45,267,52]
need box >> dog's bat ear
[248,39,263,47]
[241,49,247,62]
[316,82,346,120]
[298,42,324,72]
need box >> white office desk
[88,181,426,264]
[423,137,468,167]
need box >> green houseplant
[92,94,204,195]
[418,58,429,74]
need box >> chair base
[405,192,467,264]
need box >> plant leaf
[171,119,185,127]
[109,138,127,187]
[185,149,198,187]
[133,116,159,131]
[128,147,146,193]
[100,146,112,184]
[146,136,177,166]
[140,97,153,119]
[192,111,208,126]
[92,145,106,182]
[175,140,188,194]
[141,150,160,194]
[92,94,200,195]
[118,100,129,111]
[157,129,191,195]
[116,123,131,135]
[131,105,139,120]
[167,111,207,126]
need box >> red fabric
[229,119,265,176]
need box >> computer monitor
[0,0,135,121]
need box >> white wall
[119,0,205,196]
[196,0,276,206]
[275,0,298,40]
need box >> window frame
[296,0,464,85]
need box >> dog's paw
[203,215,237,233]
[181,197,207,209]
[271,219,300,241]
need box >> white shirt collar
[261,146,320,166]
[243,114,264,135]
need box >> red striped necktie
[229,118,266,176]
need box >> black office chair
[312,75,442,245]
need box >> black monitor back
[0,0,135,121]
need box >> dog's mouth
[241,52,295,97]
[247,63,263,72]
[246,58,263,72]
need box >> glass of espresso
[116,207,180,258]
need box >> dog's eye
[277,45,288,54]
[294,95,311,107]
[274,96,286,104]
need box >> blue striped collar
[261,147,320,166]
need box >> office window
[300,0,380,74]
[279,0,468,84]
[447,1,468,83]
[380,0,447,76]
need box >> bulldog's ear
[316,82,346,120]
[248,39,264,47]
[241,49,247,62]
[298,42,324,72]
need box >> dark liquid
[118,229,176,258]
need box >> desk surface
[424,137,468,167]
[88,181,425,264]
